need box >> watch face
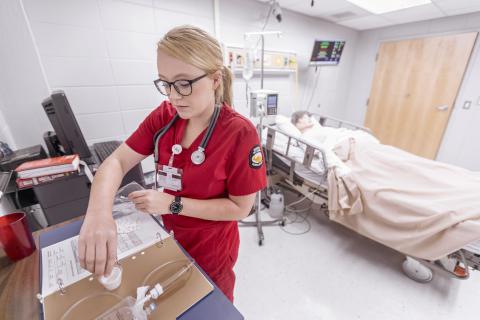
[170,201,183,214]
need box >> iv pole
[240,31,284,246]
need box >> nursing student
[77,25,267,302]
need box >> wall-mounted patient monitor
[309,40,345,66]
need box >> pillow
[274,115,302,137]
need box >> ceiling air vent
[329,11,357,20]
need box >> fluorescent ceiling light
[346,0,431,14]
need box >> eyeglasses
[153,74,208,97]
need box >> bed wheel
[280,219,286,227]
[402,257,433,283]
[258,239,264,246]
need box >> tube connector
[149,283,164,299]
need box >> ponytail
[218,66,233,106]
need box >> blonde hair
[157,25,233,106]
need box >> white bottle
[243,38,255,81]
[243,50,254,81]
[268,192,284,219]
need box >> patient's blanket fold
[327,139,480,261]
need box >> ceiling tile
[382,3,445,24]
[435,1,480,16]
[277,0,310,6]
[319,4,372,22]
[338,14,394,30]
[281,0,372,23]
[433,0,480,12]
[256,0,480,30]
[281,0,353,14]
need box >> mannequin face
[295,114,314,133]
[156,50,221,122]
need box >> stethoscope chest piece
[172,144,183,155]
[153,105,220,167]
[191,149,206,165]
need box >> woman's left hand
[128,190,174,214]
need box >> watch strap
[170,196,183,215]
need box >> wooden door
[364,32,478,159]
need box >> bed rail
[311,113,373,134]
[264,113,370,180]
[265,125,329,183]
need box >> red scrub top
[125,100,267,302]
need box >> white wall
[220,0,358,118]
[0,0,51,149]
[19,0,218,172]
[0,97,16,149]
[0,0,359,150]
[343,12,480,170]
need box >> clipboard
[38,218,244,320]
[42,234,213,320]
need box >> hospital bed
[264,114,480,283]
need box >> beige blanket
[327,138,480,260]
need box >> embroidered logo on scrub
[249,145,263,169]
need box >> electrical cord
[280,187,318,235]
[281,209,311,235]
[306,67,321,110]
[242,1,273,97]
[249,0,276,51]
[301,67,313,108]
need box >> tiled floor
[234,201,480,320]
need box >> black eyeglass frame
[153,73,208,97]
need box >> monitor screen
[266,94,278,116]
[310,40,345,65]
[41,90,92,160]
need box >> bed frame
[265,114,480,282]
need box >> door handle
[436,105,449,111]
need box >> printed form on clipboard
[40,204,170,297]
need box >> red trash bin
[0,212,36,262]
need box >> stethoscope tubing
[153,105,220,165]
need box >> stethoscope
[153,105,221,167]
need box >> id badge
[156,164,183,191]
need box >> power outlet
[463,100,472,110]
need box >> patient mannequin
[291,110,335,147]
[290,110,378,149]
[291,111,314,133]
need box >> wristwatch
[169,196,183,215]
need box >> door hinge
[375,53,379,61]
[366,98,370,106]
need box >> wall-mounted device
[310,40,346,66]
[250,89,279,118]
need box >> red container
[0,212,36,262]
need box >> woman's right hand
[78,213,118,276]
